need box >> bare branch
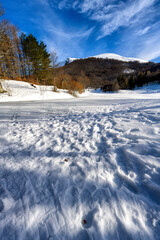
[0,3,4,17]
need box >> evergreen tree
[117,75,128,89]
[0,3,53,83]
[20,34,51,83]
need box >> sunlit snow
[69,53,148,63]
[0,80,160,239]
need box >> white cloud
[42,17,94,39]
[50,0,156,38]
[137,33,160,61]
[58,0,69,9]
[79,0,106,13]
[39,0,160,61]
[120,19,160,62]
[91,0,156,38]
[136,27,151,36]
[37,11,94,60]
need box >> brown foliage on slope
[59,58,154,89]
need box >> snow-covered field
[0,80,160,102]
[0,80,160,239]
[0,80,74,102]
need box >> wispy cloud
[35,0,160,61]
[139,41,160,61]
[136,27,151,36]
[87,0,156,38]
[49,0,160,61]
[120,19,160,61]
[30,3,94,60]
[137,22,160,61]
[50,0,157,38]
[44,22,94,39]
[79,0,106,14]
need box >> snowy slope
[0,81,160,239]
[0,80,160,102]
[69,53,148,63]
[0,80,74,102]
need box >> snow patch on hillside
[69,53,148,63]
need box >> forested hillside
[58,58,160,91]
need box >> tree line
[0,3,58,85]
[0,3,88,95]
[101,70,160,92]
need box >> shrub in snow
[54,73,84,95]
[0,81,6,93]
[0,80,11,95]
[39,85,47,95]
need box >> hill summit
[68,53,148,64]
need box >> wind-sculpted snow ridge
[69,53,148,63]
[0,97,160,239]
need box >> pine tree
[20,34,51,83]
[0,3,53,83]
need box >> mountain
[56,53,160,92]
[68,53,148,64]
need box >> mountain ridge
[68,53,148,64]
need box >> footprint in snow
[0,199,4,212]
[82,211,94,229]
[13,131,17,136]
[76,230,90,240]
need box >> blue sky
[1,0,160,63]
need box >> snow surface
[69,53,148,63]
[0,80,160,102]
[0,80,160,239]
[0,80,74,102]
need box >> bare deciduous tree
[0,3,4,17]
[50,50,60,91]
